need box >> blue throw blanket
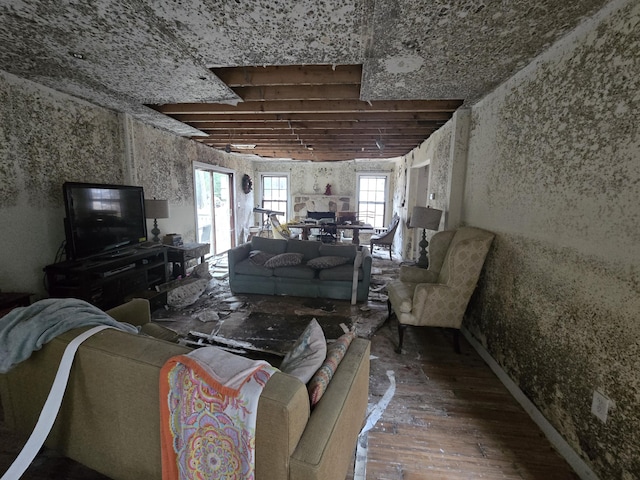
[0,298,138,373]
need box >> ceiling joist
[150,65,463,161]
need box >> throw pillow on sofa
[308,330,356,406]
[264,252,304,268]
[249,249,275,266]
[279,319,327,384]
[306,255,350,269]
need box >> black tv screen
[63,182,148,260]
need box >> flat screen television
[63,182,148,260]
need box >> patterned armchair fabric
[387,226,495,352]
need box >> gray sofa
[228,236,372,302]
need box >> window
[357,174,389,229]
[261,174,289,221]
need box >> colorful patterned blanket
[160,347,277,480]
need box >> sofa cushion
[251,236,288,255]
[307,255,350,270]
[273,264,316,280]
[279,319,327,384]
[319,243,357,260]
[234,258,274,277]
[308,331,356,406]
[264,252,305,268]
[140,322,181,343]
[249,249,276,266]
[318,264,361,281]
[286,238,321,261]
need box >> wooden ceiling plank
[154,99,463,115]
[211,64,362,87]
[169,112,454,122]
[159,64,461,162]
[197,128,435,136]
[189,120,440,130]
[233,84,361,101]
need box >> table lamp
[145,199,169,242]
[410,206,443,268]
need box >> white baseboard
[461,327,599,480]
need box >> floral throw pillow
[308,330,356,406]
[306,255,351,269]
[279,319,327,384]
[264,252,304,268]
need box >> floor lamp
[410,206,443,269]
[145,199,169,242]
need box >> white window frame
[259,172,290,222]
[356,172,391,229]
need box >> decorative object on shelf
[242,174,253,194]
[410,206,443,269]
[145,199,170,243]
[325,184,332,195]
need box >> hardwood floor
[351,319,579,480]
[0,271,579,479]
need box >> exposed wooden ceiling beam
[187,121,441,130]
[233,84,361,101]
[198,128,435,136]
[152,65,463,161]
[169,112,454,123]
[154,99,463,115]
[211,64,362,87]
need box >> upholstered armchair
[387,226,495,353]
[370,214,400,259]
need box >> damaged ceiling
[0,0,610,161]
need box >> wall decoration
[242,174,253,194]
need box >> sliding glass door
[194,164,235,254]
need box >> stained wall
[0,71,256,297]
[411,1,639,478]
[251,158,398,221]
[400,121,454,260]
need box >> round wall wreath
[241,174,253,194]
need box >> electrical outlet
[591,390,610,423]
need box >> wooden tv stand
[44,246,169,311]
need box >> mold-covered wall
[461,1,639,478]
[252,158,396,199]
[398,120,453,261]
[251,158,397,220]
[127,119,255,243]
[0,71,126,295]
[0,70,256,298]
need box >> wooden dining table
[287,223,373,245]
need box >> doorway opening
[194,163,236,255]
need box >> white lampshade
[144,199,169,219]
[410,206,442,231]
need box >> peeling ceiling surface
[0,0,611,159]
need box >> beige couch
[0,299,370,480]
